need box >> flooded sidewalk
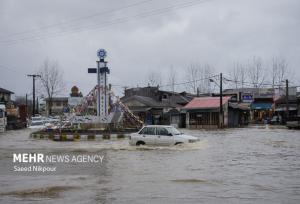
[0,127,300,203]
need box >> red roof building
[183,96,231,110]
[183,96,249,129]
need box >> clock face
[97,49,107,58]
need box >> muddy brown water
[0,126,299,203]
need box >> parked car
[269,115,282,125]
[28,121,46,129]
[286,116,300,129]
[129,125,199,146]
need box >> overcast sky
[0,0,299,98]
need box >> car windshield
[31,122,44,126]
[32,117,42,121]
[166,127,182,135]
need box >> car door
[156,127,174,146]
[139,127,156,145]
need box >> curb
[30,133,129,141]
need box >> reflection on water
[0,127,300,204]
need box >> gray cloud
[0,0,299,97]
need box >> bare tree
[230,62,247,89]
[147,71,162,87]
[247,57,266,88]
[168,65,176,92]
[185,63,214,94]
[240,64,246,88]
[15,95,32,115]
[230,63,240,89]
[198,64,214,94]
[271,57,289,88]
[185,64,200,94]
[38,60,65,115]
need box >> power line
[160,74,218,88]
[223,75,300,88]
[0,0,156,40]
[1,0,210,46]
[0,64,27,75]
[110,74,218,90]
[2,0,207,45]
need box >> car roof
[143,125,173,128]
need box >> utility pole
[25,93,28,107]
[285,79,289,121]
[220,73,223,128]
[27,74,41,116]
[36,97,39,115]
[25,93,28,117]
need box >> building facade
[121,86,194,127]
[45,97,68,115]
[0,87,14,104]
[183,96,249,129]
[223,88,274,123]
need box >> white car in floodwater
[129,125,199,146]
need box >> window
[166,127,182,135]
[156,127,170,136]
[31,121,44,126]
[139,127,156,135]
[139,127,146,134]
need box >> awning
[275,104,297,112]
[251,103,272,110]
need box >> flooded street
[0,127,300,204]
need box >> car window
[166,127,182,135]
[145,127,156,135]
[139,127,146,134]
[32,122,44,126]
[140,127,156,135]
[156,127,170,136]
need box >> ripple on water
[170,178,223,186]
[0,186,80,199]
[64,140,208,152]
[171,179,208,183]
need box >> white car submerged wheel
[136,141,145,146]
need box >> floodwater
[0,126,300,204]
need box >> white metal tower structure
[96,49,110,118]
[88,49,110,119]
